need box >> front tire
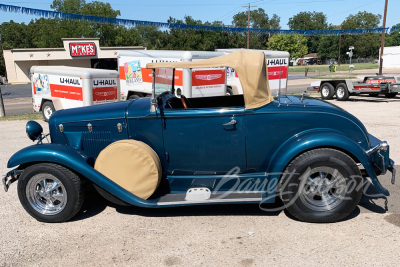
[320,83,335,100]
[279,148,363,223]
[335,83,349,101]
[42,101,55,122]
[17,163,84,223]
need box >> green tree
[270,34,308,58]
[341,11,381,59]
[386,23,400,46]
[288,11,329,53]
[232,8,280,49]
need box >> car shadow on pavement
[71,180,389,222]
[71,188,284,221]
[358,180,388,214]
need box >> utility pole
[338,33,341,66]
[242,3,257,49]
[0,33,6,117]
[379,0,389,75]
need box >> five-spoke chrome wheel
[300,167,346,212]
[18,163,83,223]
[26,174,67,215]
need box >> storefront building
[3,38,145,84]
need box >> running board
[156,191,262,206]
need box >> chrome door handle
[223,119,237,126]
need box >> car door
[161,107,246,175]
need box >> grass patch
[289,63,378,73]
[0,113,42,121]
[310,75,357,79]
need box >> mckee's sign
[69,42,96,57]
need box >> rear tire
[18,163,84,223]
[335,83,349,101]
[320,83,335,100]
[42,101,55,122]
[279,148,363,223]
[385,92,398,98]
[226,87,233,96]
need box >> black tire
[17,163,84,223]
[320,83,335,100]
[279,148,363,223]
[41,101,55,122]
[226,87,234,96]
[385,92,398,98]
[128,94,140,100]
[335,83,349,101]
[369,93,380,97]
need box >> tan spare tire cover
[94,140,162,200]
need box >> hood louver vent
[82,131,112,158]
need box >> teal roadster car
[3,50,396,223]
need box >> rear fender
[267,129,389,196]
[7,144,158,206]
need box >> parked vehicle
[118,50,228,100]
[308,76,400,101]
[31,66,120,121]
[118,49,290,100]
[3,51,395,223]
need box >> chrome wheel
[321,86,330,98]
[26,174,67,215]
[336,87,345,98]
[299,167,346,212]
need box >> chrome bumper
[388,159,396,184]
[2,169,21,192]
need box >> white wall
[381,46,400,68]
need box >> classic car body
[3,50,396,223]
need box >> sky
[0,0,398,29]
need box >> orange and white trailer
[31,66,120,121]
[118,50,228,100]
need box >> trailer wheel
[320,83,335,100]
[385,93,398,98]
[336,83,349,101]
[42,101,55,122]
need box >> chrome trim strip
[157,197,262,206]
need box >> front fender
[267,128,389,196]
[7,144,159,207]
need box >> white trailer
[31,66,120,121]
[118,50,228,100]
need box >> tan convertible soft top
[146,50,274,109]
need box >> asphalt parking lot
[1,95,400,266]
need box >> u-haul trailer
[215,49,290,95]
[118,50,227,100]
[31,66,120,121]
[118,49,290,100]
[307,76,400,101]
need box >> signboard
[69,42,96,57]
